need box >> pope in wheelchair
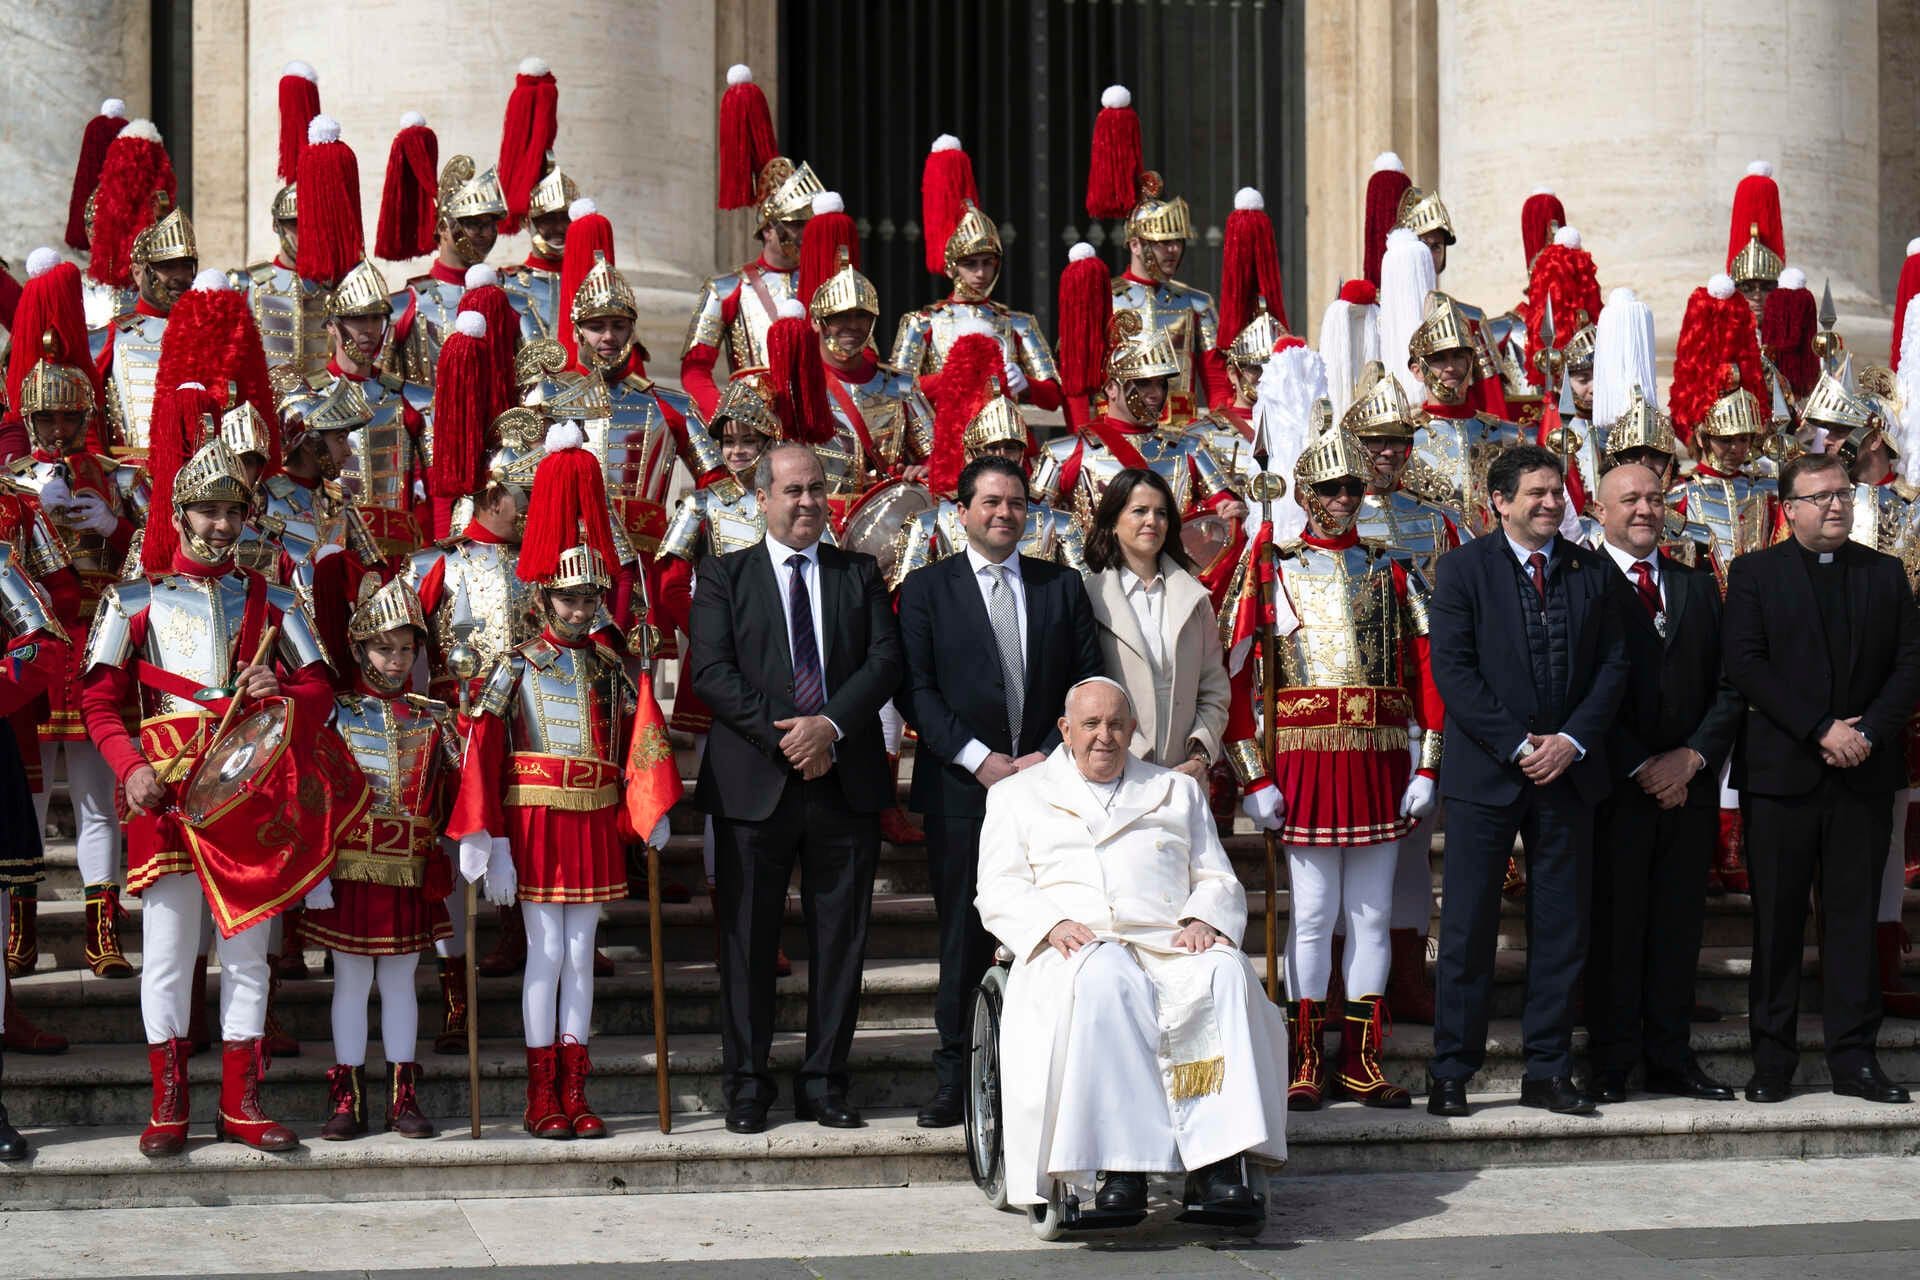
[973,677,1289,1232]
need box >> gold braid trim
[1225,738,1265,786]
[331,849,428,888]
[505,782,620,811]
[1271,725,1409,753]
[1418,730,1445,773]
[1168,1056,1227,1100]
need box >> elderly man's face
[1058,681,1134,783]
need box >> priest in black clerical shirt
[1722,450,1920,1106]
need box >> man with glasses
[1722,449,1920,1105]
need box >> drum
[180,699,295,835]
[840,479,934,584]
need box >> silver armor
[330,692,460,884]
[102,311,168,454]
[477,634,631,763]
[888,498,1085,591]
[889,300,1060,388]
[1402,412,1522,536]
[1031,427,1236,530]
[681,263,798,373]
[404,537,541,697]
[1354,486,1463,579]
[1672,470,1778,593]
[1106,276,1218,424]
[0,543,66,643]
[502,265,560,342]
[236,262,332,377]
[658,478,767,562]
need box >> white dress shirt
[765,532,840,738]
[1119,566,1169,669]
[955,547,1028,775]
[1601,538,1664,610]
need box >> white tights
[435,838,468,959]
[329,951,420,1065]
[522,901,599,1048]
[34,740,121,886]
[1390,812,1437,933]
[1883,790,1911,924]
[878,698,905,757]
[1284,842,1396,1001]
[140,872,266,1044]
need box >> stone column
[1436,0,1886,364]
[0,0,150,271]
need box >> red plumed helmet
[920,134,978,275]
[66,98,128,252]
[498,56,559,234]
[277,61,321,184]
[375,111,439,261]
[294,115,364,285]
[430,311,494,499]
[921,328,1007,496]
[5,250,98,418]
[763,298,835,445]
[1520,189,1566,270]
[517,420,620,584]
[799,191,859,308]
[142,380,228,571]
[1217,186,1288,349]
[1339,279,1378,306]
[152,271,278,461]
[1893,238,1920,370]
[1362,152,1411,288]
[456,267,520,412]
[1726,160,1785,273]
[1669,274,1765,442]
[87,121,176,287]
[1762,268,1818,398]
[1055,243,1112,398]
[556,197,616,367]
[717,64,779,211]
[1085,85,1143,221]
[1521,227,1602,388]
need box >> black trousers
[1584,789,1715,1075]
[712,773,879,1108]
[925,814,997,1090]
[1745,781,1887,1078]
[1431,779,1593,1083]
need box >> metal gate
[778,0,1303,347]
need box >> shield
[840,479,934,583]
[1181,513,1236,579]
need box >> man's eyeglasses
[1787,488,1854,509]
[1311,479,1368,498]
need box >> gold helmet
[305,374,375,434]
[1700,387,1765,438]
[1408,291,1475,359]
[347,574,429,642]
[1125,171,1191,243]
[483,407,548,491]
[964,380,1029,455]
[944,199,1003,297]
[528,162,578,219]
[1104,310,1181,384]
[438,155,507,221]
[570,252,638,323]
[710,372,784,440]
[545,542,613,592]
[326,258,393,319]
[1603,386,1678,460]
[1561,323,1598,372]
[1295,401,1371,534]
[809,246,880,322]
[172,437,254,509]
[1226,308,1287,373]
[1395,185,1456,245]
[218,401,274,461]
[1339,360,1415,441]
[271,183,299,224]
[18,357,95,420]
[1729,222,1784,288]
[131,207,197,266]
[756,157,825,227]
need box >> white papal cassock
[976,746,1290,1207]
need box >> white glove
[647,816,671,848]
[1399,774,1437,820]
[484,840,517,907]
[37,474,73,511]
[412,478,427,503]
[70,491,119,536]
[458,831,492,883]
[1240,785,1284,832]
[1001,359,1030,397]
[303,875,336,912]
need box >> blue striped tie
[787,554,825,716]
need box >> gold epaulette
[376,370,404,393]
[304,369,333,392]
[248,262,277,285]
[521,636,561,670]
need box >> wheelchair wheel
[965,963,1010,1210]
[1027,1180,1069,1241]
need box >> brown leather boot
[556,1037,606,1138]
[187,958,212,1055]
[478,905,527,977]
[1878,922,1920,1020]
[524,1044,570,1138]
[1715,808,1748,894]
[214,1038,298,1151]
[138,1038,191,1157]
[83,883,135,978]
[1287,998,1326,1111]
[6,892,37,978]
[319,1063,367,1140]
[434,957,469,1055]
[1384,928,1436,1024]
[385,1061,436,1138]
[1338,995,1411,1107]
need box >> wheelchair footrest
[1175,1193,1267,1229]
[1060,1197,1149,1232]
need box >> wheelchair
[964,947,1272,1242]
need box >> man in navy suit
[897,455,1104,1128]
[1425,444,1629,1116]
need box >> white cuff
[955,738,991,775]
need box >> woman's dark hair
[1083,468,1192,573]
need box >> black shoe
[1425,1074,1470,1117]
[1831,1061,1912,1105]
[725,1098,770,1134]
[1588,1069,1630,1105]
[1643,1061,1735,1101]
[1743,1073,1792,1104]
[1520,1075,1597,1114]
[795,1091,865,1128]
[916,1084,963,1129]
[1095,1170,1148,1213]
[1182,1156,1252,1210]
[0,1103,25,1162]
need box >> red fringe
[798,210,859,309]
[1055,254,1112,397]
[1520,243,1601,388]
[518,446,619,583]
[87,137,176,288]
[1669,287,1765,441]
[920,147,978,275]
[150,286,278,476]
[497,72,559,234]
[5,262,96,416]
[430,331,488,499]
[920,332,1005,495]
[1761,287,1819,398]
[375,124,439,261]
[277,75,321,184]
[1362,169,1411,288]
[1520,192,1566,269]
[1726,174,1785,273]
[66,114,128,252]
[141,384,224,571]
[1085,106,1143,221]
[765,315,835,445]
[455,285,519,414]
[294,140,364,284]
[1217,206,1288,349]
[717,81,779,211]
[556,212,616,367]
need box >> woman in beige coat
[1082,469,1232,780]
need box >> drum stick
[153,625,279,787]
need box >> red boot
[878,755,925,845]
[139,1038,191,1156]
[5,893,36,978]
[384,1061,436,1138]
[524,1044,571,1138]
[479,905,527,977]
[262,973,300,1058]
[319,1064,367,1141]
[3,972,66,1054]
[1878,923,1920,1019]
[1287,998,1326,1111]
[557,1036,606,1138]
[214,1039,298,1151]
[434,957,469,1056]
[187,958,211,1055]
[1715,808,1748,894]
[1337,995,1411,1107]
[1384,928,1435,1024]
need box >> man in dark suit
[690,441,904,1134]
[898,454,1104,1128]
[1584,462,1740,1104]
[1425,444,1628,1117]
[1723,450,1920,1105]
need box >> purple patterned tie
[787,554,825,715]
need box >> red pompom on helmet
[375,111,439,261]
[1362,153,1411,288]
[716,64,779,211]
[497,56,560,234]
[1669,273,1766,442]
[1217,186,1289,350]
[276,61,321,184]
[1085,85,1143,222]
[65,98,128,252]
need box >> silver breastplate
[1354,489,1457,578]
[1678,474,1775,568]
[1273,542,1406,690]
[334,695,450,817]
[247,266,332,377]
[408,540,540,676]
[1408,414,1520,535]
[105,314,168,454]
[505,641,624,760]
[506,268,561,341]
[341,385,421,510]
[659,480,765,562]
